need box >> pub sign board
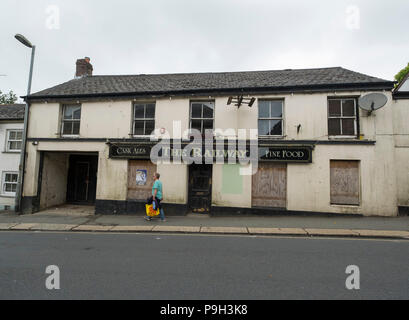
[259,146,313,163]
[109,144,152,159]
[109,143,313,163]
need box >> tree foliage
[395,63,409,86]
[0,90,18,104]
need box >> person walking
[145,172,166,221]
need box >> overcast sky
[1,0,408,102]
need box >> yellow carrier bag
[145,204,160,217]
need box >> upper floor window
[6,130,23,152]
[258,100,284,136]
[328,98,358,136]
[61,104,81,136]
[133,103,155,136]
[190,101,214,135]
[2,172,18,195]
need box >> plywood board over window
[252,163,287,208]
[127,160,157,200]
[330,160,360,205]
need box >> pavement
[0,205,409,240]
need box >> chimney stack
[75,57,93,77]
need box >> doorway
[188,164,212,213]
[252,162,287,208]
[66,154,98,204]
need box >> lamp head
[15,34,33,48]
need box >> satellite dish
[358,93,388,112]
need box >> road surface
[0,231,408,299]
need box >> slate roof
[0,104,25,120]
[27,67,394,100]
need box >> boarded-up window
[330,160,360,205]
[252,163,287,208]
[127,160,157,200]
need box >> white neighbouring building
[19,58,409,217]
[0,104,24,211]
[392,72,409,215]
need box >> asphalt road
[0,231,408,299]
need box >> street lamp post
[14,34,35,213]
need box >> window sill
[328,136,358,140]
[0,194,16,198]
[132,135,155,139]
[258,135,286,140]
[330,204,361,208]
[60,135,80,138]
[2,151,21,154]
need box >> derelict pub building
[21,59,405,217]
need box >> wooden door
[188,164,212,213]
[252,163,287,208]
[127,160,157,200]
[67,154,98,204]
[330,160,360,205]
[74,162,90,201]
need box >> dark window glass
[134,121,144,135]
[191,120,202,132]
[342,119,355,135]
[328,100,341,116]
[144,121,155,135]
[10,142,21,150]
[133,103,156,135]
[62,105,81,135]
[63,106,74,119]
[190,102,214,134]
[72,107,81,119]
[73,122,80,135]
[270,120,282,135]
[134,104,145,118]
[63,105,81,120]
[191,104,202,118]
[203,120,213,132]
[328,119,341,135]
[342,100,355,116]
[202,103,214,118]
[258,120,270,136]
[62,122,73,135]
[328,98,358,136]
[258,101,270,118]
[270,101,283,118]
[145,104,155,118]
[258,100,284,136]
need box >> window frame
[189,101,215,136]
[327,98,359,138]
[61,104,81,137]
[1,171,18,196]
[6,129,23,152]
[132,102,156,137]
[257,99,285,138]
